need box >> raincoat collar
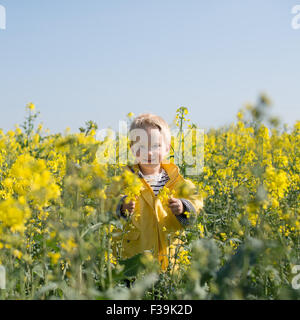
[129,162,181,187]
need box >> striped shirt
[138,169,170,196]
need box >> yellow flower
[237,111,244,120]
[248,212,259,227]
[184,211,191,219]
[229,240,238,250]
[105,251,117,265]
[48,252,61,264]
[177,250,191,266]
[61,237,78,254]
[122,170,143,202]
[84,206,95,216]
[197,223,205,238]
[13,249,22,259]
[220,233,227,241]
[26,102,36,111]
[158,187,175,207]
[105,225,115,234]
[0,196,31,233]
[127,112,135,119]
[3,153,61,208]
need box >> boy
[113,113,203,270]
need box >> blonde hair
[129,113,171,146]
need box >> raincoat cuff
[116,195,129,220]
[176,199,196,226]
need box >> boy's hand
[168,197,184,216]
[121,200,135,216]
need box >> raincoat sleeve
[116,195,130,220]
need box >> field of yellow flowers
[0,96,299,300]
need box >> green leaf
[118,254,144,278]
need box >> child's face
[130,127,170,167]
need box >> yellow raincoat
[110,162,203,270]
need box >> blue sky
[0,0,299,134]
